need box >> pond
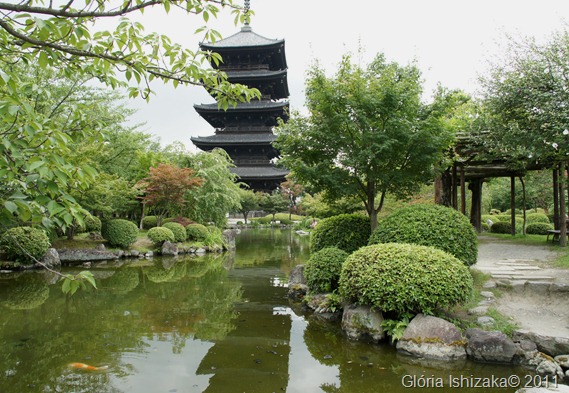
[0,229,533,393]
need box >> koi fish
[68,362,109,371]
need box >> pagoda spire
[244,0,250,26]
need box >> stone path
[473,236,569,339]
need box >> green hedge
[339,243,473,315]
[304,247,349,293]
[162,222,186,242]
[526,222,554,235]
[0,227,51,264]
[490,221,512,234]
[101,219,138,248]
[147,227,175,245]
[186,223,209,242]
[310,214,370,254]
[369,204,478,266]
[141,216,158,230]
[526,213,550,224]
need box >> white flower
[563,129,569,135]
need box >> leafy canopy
[275,53,457,230]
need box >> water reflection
[0,229,530,393]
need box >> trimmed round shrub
[526,213,550,224]
[141,216,158,230]
[339,243,473,315]
[0,227,51,264]
[310,214,371,254]
[368,204,478,266]
[304,247,349,293]
[186,223,209,242]
[162,222,186,242]
[101,219,138,248]
[147,227,175,245]
[84,215,102,233]
[490,221,512,234]
[526,222,554,235]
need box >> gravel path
[474,236,569,338]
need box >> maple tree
[138,163,203,225]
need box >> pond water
[0,229,534,392]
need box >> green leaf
[4,201,18,214]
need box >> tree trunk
[434,169,453,207]
[468,179,483,233]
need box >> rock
[195,248,207,255]
[465,328,518,363]
[39,248,60,269]
[514,330,569,357]
[396,314,466,361]
[468,306,489,315]
[516,386,569,393]
[341,304,385,342]
[82,262,92,268]
[526,281,552,295]
[130,250,140,257]
[477,316,495,326]
[555,354,569,369]
[58,249,119,262]
[536,359,565,380]
[5,369,16,377]
[222,229,237,250]
[289,265,306,286]
[87,232,103,240]
[480,291,495,299]
[95,244,106,250]
[145,251,153,258]
[551,283,569,293]
[482,281,497,289]
[161,241,178,256]
[115,250,124,258]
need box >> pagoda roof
[231,165,289,180]
[191,133,276,147]
[201,26,287,71]
[194,100,289,128]
[201,26,284,50]
[226,69,289,99]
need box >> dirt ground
[475,236,569,338]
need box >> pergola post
[469,179,483,233]
[559,162,567,247]
[460,165,466,215]
[510,176,516,236]
[452,164,458,210]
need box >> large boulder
[514,330,569,357]
[397,314,466,360]
[161,241,178,256]
[57,249,119,262]
[341,304,385,342]
[288,265,308,300]
[39,248,60,269]
[222,229,238,250]
[465,328,517,363]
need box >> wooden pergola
[437,134,569,246]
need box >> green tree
[476,29,569,164]
[178,149,242,227]
[275,54,455,230]
[237,188,259,224]
[259,190,289,222]
[0,0,259,229]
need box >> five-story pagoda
[191,2,289,192]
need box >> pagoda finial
[244,0,250,26]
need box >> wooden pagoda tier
[192,24,290,192]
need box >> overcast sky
[123,0,569,149]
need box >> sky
[122,0,569,149]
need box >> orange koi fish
[68,362,109,371]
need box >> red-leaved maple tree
[138,163,203,224]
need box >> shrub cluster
[101,219,138,248]
[162,222,186,242]
[490,221,512,234]
[147,227,175,245]
[84,215,102,233]
[339,243,473,315]
[310,214,371,254]
[369,204,478,266]
[304,247,349,293]
[186,223,209,242]
[526,213,550,224]
[0,227,51,264]
[141,216,158,230]
[526,222,554,235]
